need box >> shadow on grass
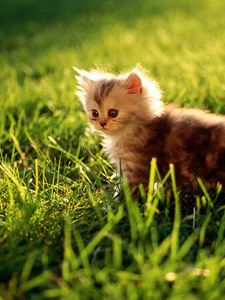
[0,0,203,53]
[1,0,202,26]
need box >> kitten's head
[75,66,163,136]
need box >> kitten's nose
[99,121,107,127]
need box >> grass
[1,0,225,298]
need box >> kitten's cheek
[90,120,98,129]
[93,123,99,129]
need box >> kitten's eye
[108,109,118,118]
[91,110,99,118]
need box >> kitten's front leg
[121,160,149,193]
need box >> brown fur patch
[94,80,116,104]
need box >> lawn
[1,0,225,299]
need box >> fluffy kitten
[75,66,225,192]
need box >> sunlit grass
[1,0,225,299]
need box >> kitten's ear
[123,72,142,94]
[73,67,94,88]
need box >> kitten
[75,66,225,192]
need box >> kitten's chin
[94,125,125,136]
[98,128,119,136]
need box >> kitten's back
[144,106,225,190]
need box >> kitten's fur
[76,66,225,191]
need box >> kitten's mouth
[101,127,109,132]
[96,125,120,134]
[98,127,114,134]
[97,126,109,132]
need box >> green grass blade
[170,164,181,260]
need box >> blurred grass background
[1,0,225,299]
[1,0,225,110]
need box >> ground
[0,0,225,299]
